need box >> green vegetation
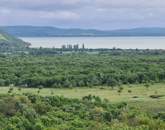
[0,34,7,41]
[0,30,30,52]
[1,52,165,88]
[0,83,165,114]
[0,83,164,102]
[0,94,164,130]
[0,49,165,129]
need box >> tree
[128,89,132,93]
[37,89,41,94]
[18,87,22,93]
[117,87,124,95]
[8,87,14,94]
[144,83,150,89]
[50,90,54,95]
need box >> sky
[0,0,165,30]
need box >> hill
[1,26,165,37]
[0,29,30,51]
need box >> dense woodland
[1,50,165,88]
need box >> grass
[0,83,165,113]
[0,83,164,101]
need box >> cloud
[0,0,165,29]
[0,8,11,14]
[95,0,165,8]
[0,0,89,11]
[1,0,165,9]
[38,11,80,20]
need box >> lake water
[20,37,165,49]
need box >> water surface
[21,37,165,49]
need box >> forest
[1,50,165,88]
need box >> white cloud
[95,0,165,8]
[0,0,165,29]
[39,11,80,20]
[0,0,88,10]
[0,8,11,14]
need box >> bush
[0,94,164,130]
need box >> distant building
[73,44,79,49]
[62,45,66,49]
[82,44,85,49]
[61,44,85,50]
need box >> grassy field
[0,84,165,101]
[0,83,165,113]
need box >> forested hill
[0,29,30,51]
[1,26,165,37]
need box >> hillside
[0,29,30,51]
[1,26,165,37]
[1,26,105,37]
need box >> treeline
[2,45,165,56]
[1,52,165,88]
[27,48,165,56]
[0,94,164,130]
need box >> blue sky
[0,0,165,30]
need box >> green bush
[0,94,164,130]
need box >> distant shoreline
[19,35,165,38]
[2,26,165,37]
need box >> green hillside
[0,30,30,51]
[0,34,7,41]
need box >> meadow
[1,83,165,114]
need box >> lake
[20,37,165,49]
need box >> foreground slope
[0,94,164,130]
